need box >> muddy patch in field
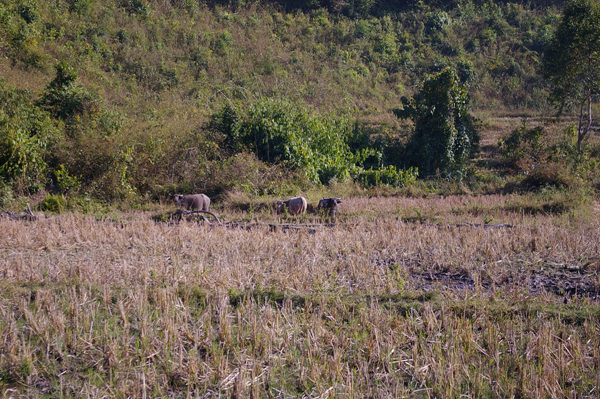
[524,261,600,300]
[381,255,600,301]
[409,267,600,301]
[411,271,480,292]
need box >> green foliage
[354,165,418,188]
[0,181,15,207]
[519,164,574,191]
[54,164,81,194]
[0,0,48,69]
[211,98,377,184]
[395,67,479,179]
[500,122,599,192]
[37,62,100,121]
[70,0,93,15]
[0,128,47,190]
[86,144,138,201]
[543,0,600,151]
[206,152,307,197]
[216,97,419,188]
[18,0,38,24]
[33,63,138,201]
[37,193,67,213]
[499,122,545,166]
[213,30,234,54]
[425,11,449,33]
[121,0,149,17]
[0,0,562,113]
[0,80,60,193]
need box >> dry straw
[1,195,599,397]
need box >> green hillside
[1,0,598,207]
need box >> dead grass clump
[219,190,276,214]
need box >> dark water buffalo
[276,196,307,216]
[170,194,211,211]
[317,197,341,217]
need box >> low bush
[519,161,577,190]
[354,165,418,188]
[500,122,598,194]
[37,193,67,213]
[499,122,545,169]
[0,80,61,194]
[205,152,309,199]
[54,164,81,194]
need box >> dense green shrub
[54,164,82,194]
[0,181,14,207]
[211,98,377,184]
[499,122,545,167]
[394,67,479,179]
[500,122,599,192]
[0,80,61,194]
[207,152,308,197]
[519,164,574,190]
[354,165,418,188]
[33,63,139,200]
[37,62,100,121]
[121,0,149,17]
[37,193,67,213]
[18,0,38,24]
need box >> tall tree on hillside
[394,67,479,179]
[37,62,100,123]
[543,0,600,152]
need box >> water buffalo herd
[170,194,341,217]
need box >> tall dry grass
[1,195,599,397]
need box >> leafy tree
[394,67,479,179]
[543,0,600,152]
[36,63,133,200]
[0,80,60,193]
[37,62,100,122]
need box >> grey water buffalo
[170,194,211,211]
[317,197,342,217]
[276,196,307,216]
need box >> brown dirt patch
[408,259,600,301]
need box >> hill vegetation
[4,0,599,209]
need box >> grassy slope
[2,0,560,111]
[1,2,562,145]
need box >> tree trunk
[577,90,593,153]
